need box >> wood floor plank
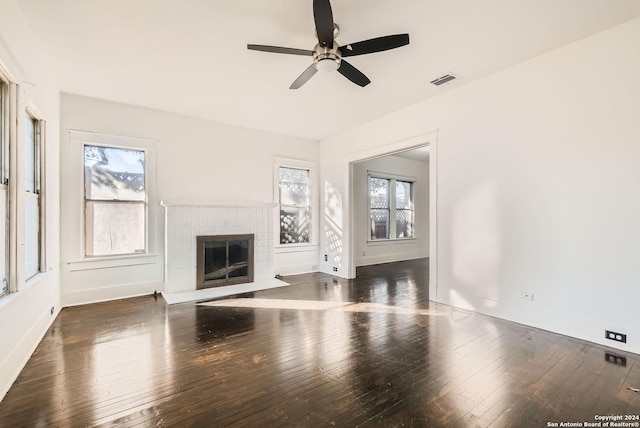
[1,259,639,427]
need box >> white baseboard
[433,291,640,355]
[62,280,164,307]
[274,263,318,276]
[356,252,427,267]
[0,305,59,401]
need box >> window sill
[25,271,48,287]
[367,238,417,246]
[0,290,20,311]
[0,271,49,310]
[67,253,160,271]
[274,243,318,254]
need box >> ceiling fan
[247,0,410,89]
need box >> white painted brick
[164,204,274,292]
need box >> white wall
[60,94,319,305]
[353,155,429,266]
[319,17,640,354]
[0,0,61,400]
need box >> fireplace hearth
[197,234,254,289]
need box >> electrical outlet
[521,291,534,301]
[605,352,627,366]
[332,267,338,272]
[50,306,54,315]
[324,254,328,262]
[362,251,366,256]
[605,330,627,343]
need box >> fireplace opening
[197,234,254,289]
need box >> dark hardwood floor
[1,259,638,427]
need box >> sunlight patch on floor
[199,298,447,316]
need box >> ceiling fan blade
[247,44,314,56]
[313,0,334,48]
[337,60,371,87]
[290,64,318,89]
[339,34,410,58]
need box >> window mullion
[390,179,397,239]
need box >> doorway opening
[347,132,437,300]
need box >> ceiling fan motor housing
[313,43,341,72]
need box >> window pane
[370,178,389,208]
[25,114,40,277]
[85,146,145,201]
[370,208,389,240]
[279,167,309,206]
[85,201,145,256]
[396,209,414,238]
[396,181,412,209]
[0,84,4,181]
[25,193,40,278]
[25,115,36,193]
[0,84,7,292]
[280,206,310,244]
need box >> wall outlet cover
[605,330,627,343]
[521,291,534,300]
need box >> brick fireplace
[162,201,275,293]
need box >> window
[84,145,146,256]
[0,78,7,295]
[278,166,311,244]
[0,77,48,290]
[369,175,414,240]
[395,180,414,238]
[0,79,6,182]
[370,177,390,239]
[24,110,43,280]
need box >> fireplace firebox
[196,234,254,289]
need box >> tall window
[370,177,390,239]
[369,175,414,240]
[84,145,146,256]
[0,79,7,294]
[24,111,41,279]
[278,166,310,244]
[395,180,414,238]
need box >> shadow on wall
[324,180,343,268]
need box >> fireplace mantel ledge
[161,199,277,209]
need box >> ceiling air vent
[430,73,460,86]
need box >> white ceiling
[17,0,640,140]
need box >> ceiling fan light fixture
[313,42,342,72]
[316,58,339,72]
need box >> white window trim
[68,130,158,268]
[0,74,9,185]
[367,171,417,243]
[6,81,17,292]
[0,65,49,294]
[273,157,318,252]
